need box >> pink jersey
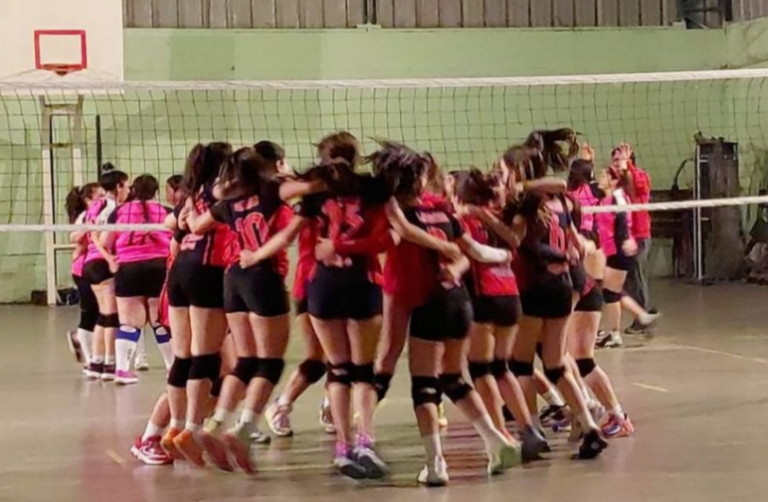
[109,200,171,263]
[84,197,117,264]
[568,183,600,235]
[596,189,633,257]
[70,212,87,277]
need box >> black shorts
[74,274,98,325]
[473,295,521,327]
[295,298,308,316]
[520,272,573,319]
[307,264,382,321]
[574,284,604,312]
[410,286,473,341]
[224,265,289,317]
[570,263,589,297]
[607,253,635,272]
[115,258,167,298]
[167,262,225,309]
[83,259,114,285]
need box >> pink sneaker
[601,414,635,438]
[131,436,173,465]
[115,370,139,385]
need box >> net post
[39,95,57,306]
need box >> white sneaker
[597,331,623,348]
[418,456,449,487]
[248,427,271,445]
[265,402,293,438]
[487,441,522,475]
[134,354,149,371]
[319,400,336,434]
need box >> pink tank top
[70,212,87,276]
[568,184,599,234]
[84,198,116,264]
[111,200,171,263]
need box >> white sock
[77,329,94,364]
[421,433,443,461]
[115,326,139,372]
[471,414,507,454]
[213,408,231,424]
[577,408,598,431]
[92,355,104,365]
[104,354,115,365]
[542,388,565,407]
[609,404,624,419]
[322,396,331,408]
[185,421,203,434]
[238,410,260,435]
[152,325,174,370]
[142,421,164,442]
[170,418,185,430]
[135,334,147,358]
[277,395,292,408]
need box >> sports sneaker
[66,330,83,364]
[624,320,646,335]
[437,403,448,429]
[200,430,232,471]
[333,442,367,480]
[249,428,271,445]
[577,429,608,460]
[601,413,635,438]
[173,429,205,468]
[487,441,522,475]
[115,370,139,385]
[417,455,449,487]
[223,424,255,474]
[596,331,623,349]
[134,354,150,371]
[265,402,293,438]
[354,434,388,479]
[101,363,116,381]
[160,427,183,460]
[319,400,336,434]
[539,404,567,428]
[85,362,104,380]
[131,436,173,466]
[520,426,549,462]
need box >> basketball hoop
[39,64,84,77]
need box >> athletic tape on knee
[255,358,285,385]
[167,357,192,388]
[117,325,141,343]
[544,365,566,385]
[575,358,597,378]
[351,363,375,385]
[491,359,508,379]
[232,357,259,385]
[103,313,120,329]
[603,289,623,304]
[80,310,98,332]
[508,358,534,377]
[411,376,442,407]
[189,353,221,383]
[298,359,327,384]
[439,373,473,403]
[374,372,393,402]
[327,362,354,387]
[468,361,492,381]
[152,324,171,344]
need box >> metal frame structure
[677,0,733,28]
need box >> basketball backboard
[0,0,123,82]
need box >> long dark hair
[501,128,579,182]
[456,168,496,207]
[254,140,285,177]
[218,147,274,200]
[65,182,100,223]
[301,159,362,198]
[368,141,427,205]
[568,159,594,191]
[183,142,232,200]
[166,174,183,191]
[99,163,128,193]
[316,131,361,165]
[130,174,159,222]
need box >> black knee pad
[576,358,597,378]
[468,361,492,381]
[351,363,374,386]
[491,359,508,379]
[255,358,285,385]
[189,353,221,383]
[80,310,98,332]
[603,289,623,304]
[96,314,107,328]
[374,372,393,402]
[101,313,119,329]
[210,377,224,398]
[327,362,354,387]
[411,376,442,407]
[544,365,566,385]
[232,357,259,385]
[509,358,534,377]
[439,373,473,403]
[298,359,327,384]
[167,357,192,388]
[535,343,543,359]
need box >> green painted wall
[0,24,758,303]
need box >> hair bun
[101,162,116,174]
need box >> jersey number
[322,200,364,241]
[235,212,270,251]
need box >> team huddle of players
[65,130,657,486]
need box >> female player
[457,169,549,461]
[161,142,233,466]
[82,165,130,381]
[101,174,173,384]
[372,144,520,486]
[66,183,103,372]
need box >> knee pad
[576,358,597,378]
[189,353,221,383]
[152,324,171,344]
[439,373,473,403]
[535,343,543,359]
[491,359,508,379]
[350,363,374,386]
[80,310,98,332]
[327,362,354,387]
[508,358,534,377]
[374,372,393,402]
[603,289,623,304]
[167,357,192,388]
[411,376,442,407]
[117,325,141,342]
[232,357,259,385]
[544,365,566,385]
[102,313,119,329]
[255,358,285,386]
[298,359,327,384]
[210,377,223,398]
[468,361,492,381]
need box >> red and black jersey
[210,180,292,276]
[292,222,317,301]
[175,183,232,269]
[461,215,518,297]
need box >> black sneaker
[101,363,116,381]
[539,404,567,427]
[577,430,608,460]
[520,426,549,462]
[85,362,103,380]
[624,321,646,335]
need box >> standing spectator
[619,144,655,333]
